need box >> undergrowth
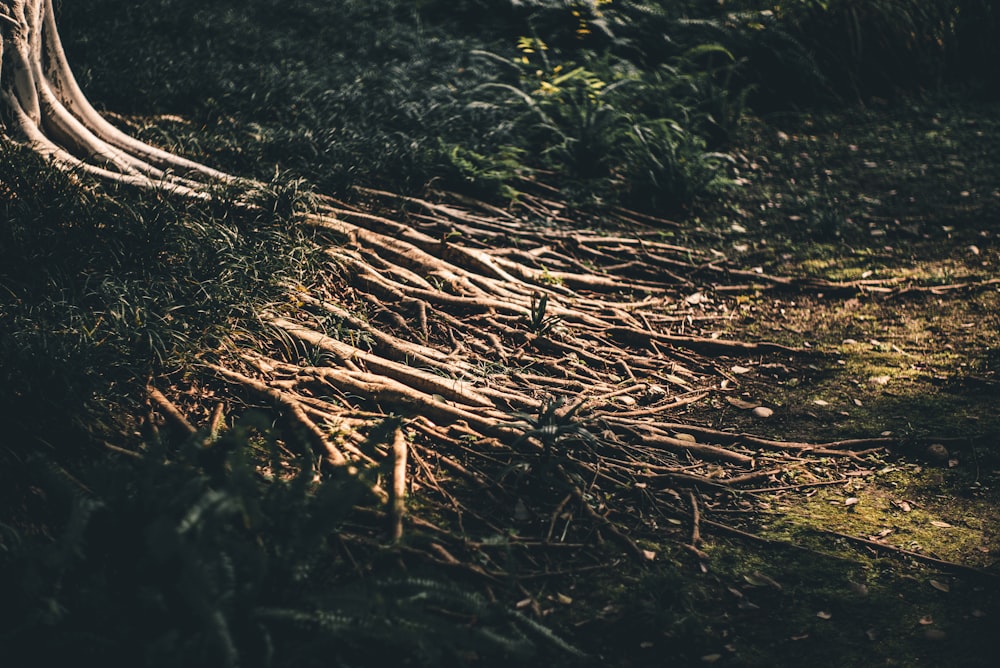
[0,417,582,667]
[0,143,320,449]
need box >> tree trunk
[0,0,229,191]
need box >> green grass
[0,142,323,451]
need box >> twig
[815,529,999,579]
[741,478,849,494]
[688,491,703,547]
[147,386,196,436]
[389,426,408,543]
[546,493,574,544]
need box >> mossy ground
[548,98,1000,667]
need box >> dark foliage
[0,420,584,667]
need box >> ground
[3,5,999,665]
[545,99,1000,667]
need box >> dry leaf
[744,571,782,590]
[726,397,757,409]
[752,406,774,419]
[701,654,723,664]
[848,581,869,596]
[731,365,752,374]
[844,497,860,506]
[929,580,950,593]
[930,520,953,528]
[664,373,692,389]
[919,616,934,625]
[813,399,830,406]
[816,611,833,620]
[642,549,657,561]
[556,593,573,605]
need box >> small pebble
[752,406,773,419]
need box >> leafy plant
[509,396,596,459]
[0,417,584,667]
[522,291,563,335]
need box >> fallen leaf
[556,593,573,605]
[744,571,783,590]
[685,292,709,305]
[701,654,722,663]
[674,433,697,443]
[726,397,757,410]
[929,520,953,529]
[844,497,860,506]
[813,399,830,406]
[929,580,950,593]
[816,611,833,620]
[919,616,934,625]
[664,373,692,389]
[642,549,657,561]
[848,581,869,596]
[752,406,774,419]
[731,365,752,374]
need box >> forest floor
[538,99,1000,667]
[3,8,999,662]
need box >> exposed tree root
[4,3,990,584]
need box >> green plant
[509,396,596,459]
[522,291,563,335]
[0,417,584,667]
